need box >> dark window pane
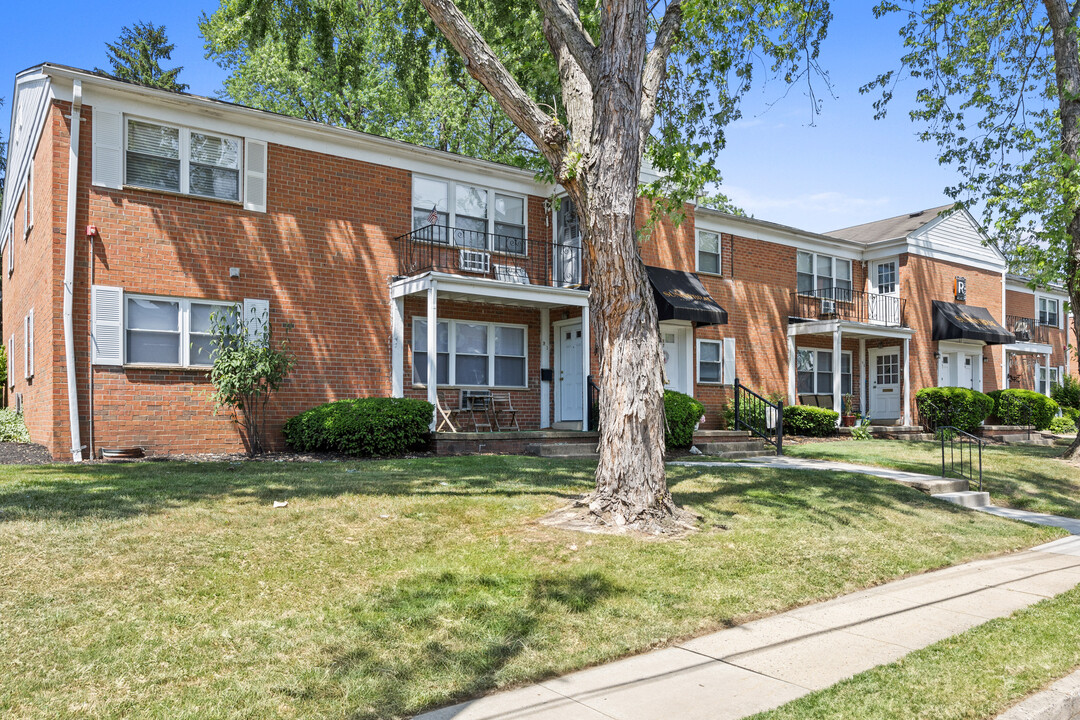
[495,357,525,386]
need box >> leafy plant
[0,341,7,390]
[915,387,994,432]
[850,415,873,441]
[842,393,856,415]
[208,306,295,456]
[783,405,839,437]
[0,409,30,443]
[663,390,705,449]
[1050,415,1077,435]
[283,398,433,456]
[1051,374,1080,411]
[987,389,1060,431]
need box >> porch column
[391,296,404,398]
[1045,352,1053,396]
[426,281,439,430]
[832,327,843,423]
[859,338,866,417]
[903,336,912,426]
[540,308,551,428]
[787,334,797,405]
[581,305,591,429]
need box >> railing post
[734,378,741,431]
[776,399,784,456]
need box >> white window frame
[797,250,853,298]
[124,116,243,202]
[23,159,33,240]
[124,293,238,368]
[411,317,529,389]
[796,348,853,396]
[23,309,33,380]
[696,339,723,384]
[410,175,529,256]
[1037,294,1062,329]
[696,229,722,276]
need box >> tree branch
[542,14,594,147]
[639,0,682,150]
[534,0,600,86]
[418,0,568,166]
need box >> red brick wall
[1004,287,1071,389]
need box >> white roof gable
[1,68,54,251]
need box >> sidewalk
[416,536,1080,720]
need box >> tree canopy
[96,21,189,92]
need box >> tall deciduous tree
[866,0,1080,460]
[229,0,832,530]
[96,21,189,92]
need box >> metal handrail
[939,425,984,492]
[734,377,784,455]
[791,287,907,327]
[587,375,600,432]
[1005,315,1049,344]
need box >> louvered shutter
[6,220,13,276]
[244,139,267,212]
[27,309,34,378]
[23,314,29,379]
[91,285,124,365]
[92,109,124,189]
[243,298,270,346]
[24,160,33,237]
[723,338,736,385]
[7,336,13,388]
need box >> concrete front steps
[693,430,776,459]
[868,425,935,441]
[531,442,599,458]
[979,425,1056,446]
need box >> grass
[785,440,1080,518]
[751,585,1080,720]
[0,456,1063,719]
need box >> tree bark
[1044,0,1080,460]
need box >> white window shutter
[27,309,34,378]
[92,285,124,365]
[243,298,270,345]
[244,139,268,212]
[24,160,33,237]
[7,220,13,276]
[23,315,29,379]
[7,336,12,388]
[92,109,123,189]
[723,338,736,385]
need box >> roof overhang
[390,271,590,308]
[932,300,1014,345]
[786,319,916,340]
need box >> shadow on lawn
[0,456,595,523]
[286,570,621,719]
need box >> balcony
[1006,315,1050,345]
[395,224,587,289]
[791,287,906,328]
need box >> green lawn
[751,585,1080,720]
[785,440,1080,518]
[0,457,1063,719]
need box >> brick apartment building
[1,64,1073,460]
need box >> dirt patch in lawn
[0,442,53,465]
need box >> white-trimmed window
[23,309,34,380]
[410,176,527,255]
[797,251,852,299]
[412,318,528,388]
[125,118,241,202]
[1038,364,1061,396]
[696,338,736,385]
[1039,296,1061,328]
[697,230,721,275]
[796,349,852,396]
[125,294,238,366]
[24,159,33,239]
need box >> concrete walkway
[416,537,1080,720]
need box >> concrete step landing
[532,443,598,458]
[934,491,991,508]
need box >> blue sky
[2,2,959,233]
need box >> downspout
[63,80,83,461]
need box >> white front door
[660,324,688,393]
[869,260,900,325]
[557,321,584,421]
[870,347,902,420]
[958,354,978,390]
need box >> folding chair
[490,391,519,431]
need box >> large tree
[228,0,832,530]
[866,0,1080,460]
[96,21,189,92]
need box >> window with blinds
[126,119,240,202]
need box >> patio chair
[489,391,519,431]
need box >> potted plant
[841,394,857,427]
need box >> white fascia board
[786,319,915,339]
[46,67,552,198]
[0,69,54,251]
[899,235,1007,273]
[391,271,590,307]
[1004,342,1054,356]
[695,210,863,260]
[1006,277,1070,299]
[905,207,1007,272]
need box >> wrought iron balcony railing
[791,287,906,327]
[395,224,587,289]
[1006,315,1050,344]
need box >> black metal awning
[646,266,728,327]
[932,300,1015,345]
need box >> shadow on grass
[0,456,596,523]
[284,570,621,719]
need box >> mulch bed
[0,442,54,465]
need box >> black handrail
[791,287,906,327]
[587,375,600,432]
[1006,315,1049,344]
[734,378,784,455]
[939,425,984,492]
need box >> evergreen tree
[96,21,189,92]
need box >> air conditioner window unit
[820,297,836,315]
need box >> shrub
[987,389,1060,430]
[1051,374,1080,410]
[0,409,30,443]
[664,390,705,448]
[914,386,993,432]
[1065,406,1080,425]
[783,405,838,436]
[722,391,784,430]
[850,415,873,440]
[1050,415,1077,434]
[283,397,433,456]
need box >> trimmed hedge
[283,397,433,456]
[783,405,838,436]
[664,390,705,448]
[987,389,1060,430]
[1050,415,1077,434]
[914,386,993,432]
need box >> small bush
[914,386,994,432]
[664,390,705,448]
[283,398,433,456]
[1051,374,1080,410]
[987,389,1060,430]
[1065,406,1080,425]
[1050,415,1077,434]
[783,405,838,436]
[850,415,873,441]
[0,409,30,443]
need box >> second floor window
[1039,297,1060,327]
[697,230,721,275]
[411,177,526,255]
[797,251,852,300]
[126,119,241,202]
